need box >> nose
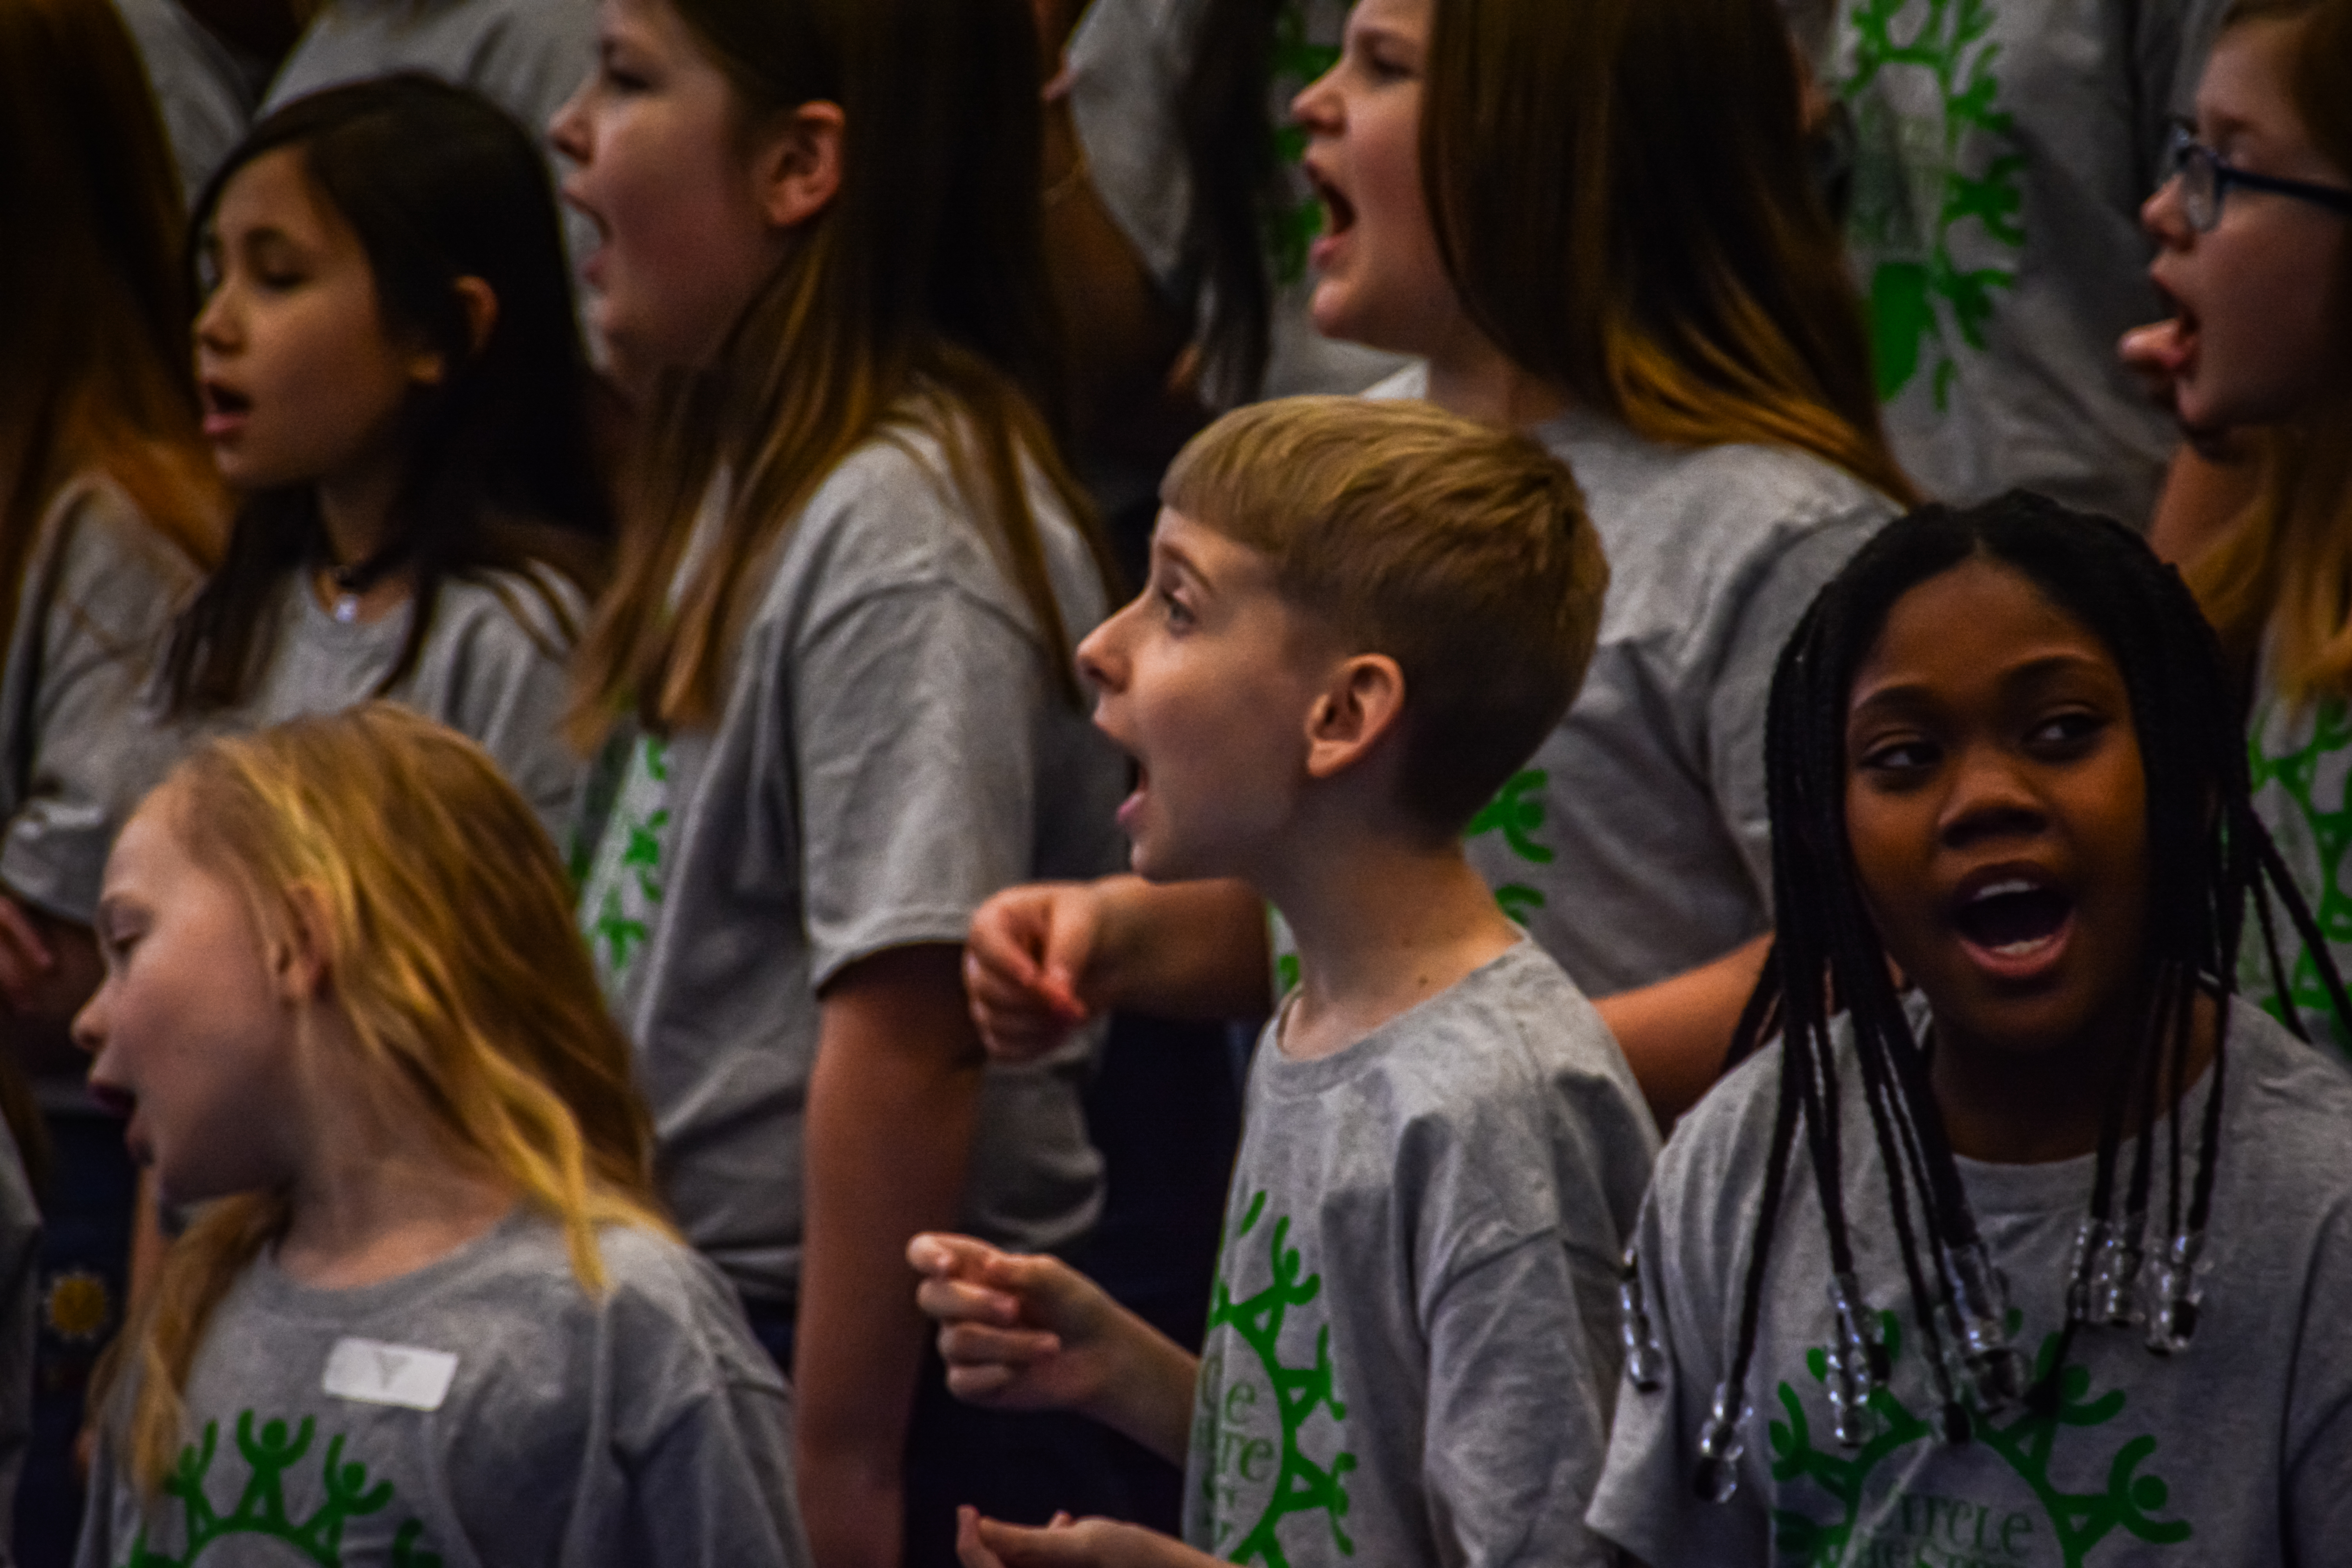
[2141,171,2192,249]
[550,74,593,166]
[1291,62,1341,134]
[1936,740,2046,851]
[70,977,108,1058]
[1074,595,1139,696]
[193,279,238,354]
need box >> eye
[1854,733,1940,778]
[2026,708,2110,753]
[1155,582,1196,630]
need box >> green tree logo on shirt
[1767,1312,2188,1566]
[2246,699,2352,1058]
[584,735,671,982]
[1465,768,1553,922]
[123,1411,442,1566]
[1197,1190,1359,1565]
[1840,0,2027,410]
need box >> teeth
[1990,935,2057,957]
[1971,879,2038,901]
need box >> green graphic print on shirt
[1766,1312,2187,1567]
[1195,1191,1359,1565]
[2245,693,2352,1057]
[581,734,672,990]
[1464,768,1553,924]
[123,1411,442,1567]
[1840,0,2027,410]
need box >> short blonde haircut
[1163,396,1608,833]
[114,704,670,1493]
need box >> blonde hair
[113,704,670,1492]
[1162,396,1609,833]
[2183,0,2352,701]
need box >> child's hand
[908,1233,1127,1415]
[964,882,1105,1059]
[955,1506,1223,1568]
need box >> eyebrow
[1847,650,2116,715]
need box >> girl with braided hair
[1589,492,2352,1565]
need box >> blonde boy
[911,397,1658,1568]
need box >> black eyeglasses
[2167,122,2352,232]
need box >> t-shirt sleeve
[1705,508,1880,914]
[1422,1234,1615,1568]
[615,1375,808,1567]
[789,575,1049,987]
[0,481,193,924]
[1585,1165,1769,1564]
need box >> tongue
[1958,889,2069,949]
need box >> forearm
[1594,935,1771,1130]
[1082,1304,1200,1467]
[797,945,989,1568]
[1093,877,1272,1020]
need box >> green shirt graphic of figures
[74,1212,808,1568]
[2245,684,2352,1057]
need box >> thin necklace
[318,539,410,624]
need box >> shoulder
[34,471,203,592]
[426,560,586,659]
[2219,999,2352,1204]
[757,421,1089,627]
[1547,417,1895,584]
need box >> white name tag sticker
[322,1337,459,1412]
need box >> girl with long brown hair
[550,0,1127,1559]
[73,705,806,1565]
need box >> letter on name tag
[323,1336,459,1412]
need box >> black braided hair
[1689,491,2352,1492]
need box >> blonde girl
[2123,0,2352,1050]
[551,0,1127,1559]
[73,704,806,1567]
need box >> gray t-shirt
[113,0,270,212]
[1372,367,1896,995]
[1588,998,2352,1566]
[1185,940,1658,1568]
[575,428,1126,1307]
[1064,0,1414,403]
[75,1211,809,1568]
[1818,0,2227,526]
[203,566,586,844]
[0,475,200,926]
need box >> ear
[753,100,847,231]
[407,276,499,388]
[1303,653,1407,782]
[270,884,337,1006]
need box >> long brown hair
[1422,0,1918,505]
[112,705,670,1493]
[2183,0,2352,701]
[568,0,1119,742]
[0,0,223,654]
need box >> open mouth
[1303,163,1356,245]
[1952,878,2074,959]
[200,381,252,437]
